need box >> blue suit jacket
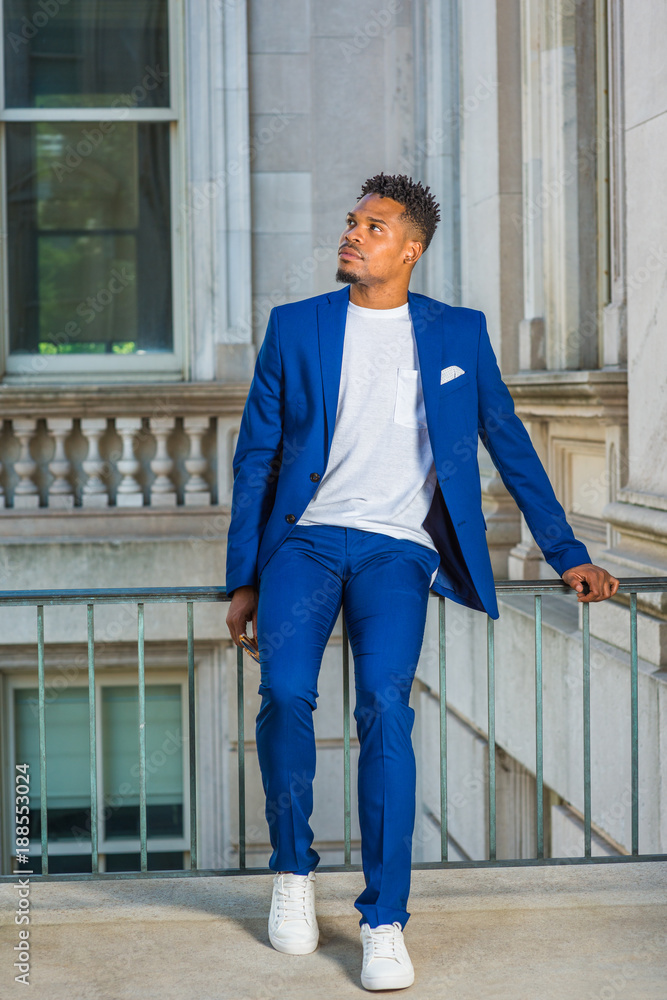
[225,285,591,619]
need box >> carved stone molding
[503,369,628,423]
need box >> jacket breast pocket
[394,368,427,429]
[439,370,471,396]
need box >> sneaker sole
[268,930,319,955]
[360,968,415,990]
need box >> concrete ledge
[1,862,665,926]
[1,864,665,999]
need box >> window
[11,676,189,873]
[1,1,185,381]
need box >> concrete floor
[1,862,666,999]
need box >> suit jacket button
[285,514,296,523]
[310,472,320,482]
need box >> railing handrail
[3,576,667,880]
[0,576,666,606]
[0,586,230,606]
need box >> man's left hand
[561,563,620,603]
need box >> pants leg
[342,529,441,931]
[255,523,439,925]
[255,525,345,875]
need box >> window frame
[7,670,192,871]
[0,0,189,384]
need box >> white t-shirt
[297,298,440,585]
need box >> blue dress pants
[255,523,441,930]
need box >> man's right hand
[226,584,259,655]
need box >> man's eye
[346,219,380,231]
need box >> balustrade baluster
[47,417,74,509]
[149,417,176,506]
[116,417,144,507]
[184,416,211,506]
[81,418,110,508]
[13,418,40,509]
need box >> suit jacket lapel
[407,290,445,450]
[316,286,350,460]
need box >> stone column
[185,0,254,381]
[599,1,667,638]
[457,0,524,577]
[507,417,551,579]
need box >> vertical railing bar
[237,644,246,868]
[87,604,98,874]
[37,605,48,875]
[342,613,351,866]
[535,595,544,859]
[137,603,148,873]
[439,596,448,862]
[583,601,591,859]
[487,615,496,862]
[630,591,639,856]
[187,602,198,870]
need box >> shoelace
[275,874,311,920]
[365,921,402,959]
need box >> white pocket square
[440,365,466,384]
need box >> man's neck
[348,286,410,310]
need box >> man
[225,172,619,991]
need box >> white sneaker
[360,920,415,991]
[268,870,319,955]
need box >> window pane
[26,854,93,874]
[7,121,173,355]
[14,686,91,842]
[105,850,184,873]
[102,684,184,839]
[24,851,183,874]
[4,0,169,109]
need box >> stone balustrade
[0,384,246,512]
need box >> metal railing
[0,578,665,882]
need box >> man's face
[335,193,422,286]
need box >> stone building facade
[0,0,664,874]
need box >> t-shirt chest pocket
[393,368,427,429]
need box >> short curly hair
[357,172,441,253]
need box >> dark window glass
[4,0,169,109]
[7,121,173,354]
[104,803,183,839]
[23,852,184,874]
[24,854,93,874]
[102,684,184,836]
[104,851,185,872]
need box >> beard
[335,266,361,284]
